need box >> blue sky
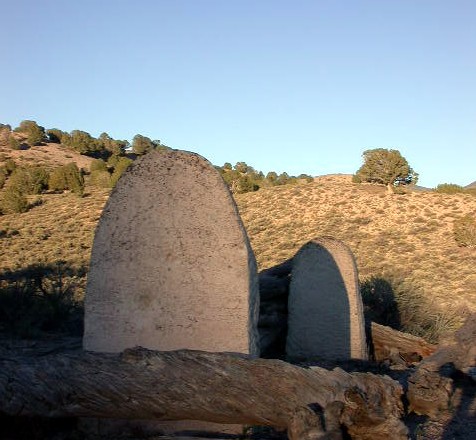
[1,0,475,187]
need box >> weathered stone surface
[286,237,368,361]
[83,150,259,356]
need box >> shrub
[298,174,314,183]
[98,132,128,156]
[360,276,400,329]
[0,126,10,143]
[1,187,29,214]
[0,166,42,214]
[90,169,112,188]
[46,128,67,143]
[48,167,67,191]
[361,274,460,342]
[66,130,99,155]
[4,158,16,174]
[5,168,30,194]
[233,174,259,194]
[0,262,85,337]
[276,172,290,186]
[453,214,476,247]
[28,167,50,194]
[435,183,464,194]
[107,154,120,169]
[8,134,21,150]
[0,167,6,189]
[90,158,108,172]
[14,120,45,145]
[7,167,50,195]
[110,157,133,187]
[132,134,154,155]
[392,185,407,195]
[48,163,84,195]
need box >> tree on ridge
[353,148,418,192]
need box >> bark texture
[407,314,476,417]
[0,347,408,440]
[370,322,437,363]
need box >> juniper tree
[354,148,418,192]
[15,120,45,146]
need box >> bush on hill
[131,134,169,156]
[7,167,49,195]
[98,132,129,156]
[90,158,108,172]
[298,173,314,183]
[0,125,10,144]
[46,128,67,144]
[0,168,6,189]
[48,163,84,195]
[1,186,29,214]
[4,159,17,174]
[90,170,112,188]
[7,134,21,150]
[218,162,310,194]
[64,130,99,155]
[14,120,45,146]
[132,134,155,155]
[435,183,464,194]
[110,156,133,187]
[0,165,50,214]
[453,214,476,248]
[106,154,120,169]
[354,148,418,191]
[0,262,84,337]
[361,273,460,343]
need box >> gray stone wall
[286,237,368,361]
[83,150,259,356]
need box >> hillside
[236,174,476,315]
[0,140,95,171]
[1,147,475,340]
[466,181,476,189]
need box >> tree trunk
[0,347,408,440]
[370,322,436,363]
[407,313,476,417]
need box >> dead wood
[370,322,437,364]
[407,313,476,417]
[0,347,408,440]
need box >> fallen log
[370,322,437,364]
[407,313,476,417]
[0,347,407,440]
[417,312,476,378]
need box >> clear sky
[1,0,475,187]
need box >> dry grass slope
[236,175,476,316]
[0,141,94,171]
[1,157,475,336]
[0,189,109,282]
